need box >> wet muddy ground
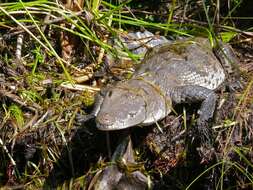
[0,36,252,189]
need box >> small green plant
[9,104,24,128]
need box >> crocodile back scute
[134,38,225,91]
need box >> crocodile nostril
[96,113,114,126]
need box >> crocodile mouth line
[96,120,137,131]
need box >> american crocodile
[86,37,238,189]
[92,37,237,145]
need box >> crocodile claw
[196,120,215,163]
[75,113,95,125]
[197,144,215,164]
[88,136,152,190]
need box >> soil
[0,0,252,189]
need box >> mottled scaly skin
[95,38,226,133]
[86,37,237,185]
[88,136,151,190]
[136,38,225,90]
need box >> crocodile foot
[171,85,217,162]
[196,120,215,163]
[88,135,152,190]
[76,113,95,125]
[197,145,215,164]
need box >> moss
[81,90,95,107]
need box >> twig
[0,89,40,113]
[60,82,100,92]
[106,132,112,159]
[0,137,16,166]
[2,11,85,39]
[15,34,24,60]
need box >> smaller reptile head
[96,86,147,131]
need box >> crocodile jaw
[96,110,145,131]
[96,97,171,131]
[96,119,135,131]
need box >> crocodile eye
[108,90,113,97]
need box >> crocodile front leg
[170,85,217,160]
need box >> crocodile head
[96,84,147,131]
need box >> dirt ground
[0,1,253,189]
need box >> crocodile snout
[96,113,115,129]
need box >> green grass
[0,0,252,189]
